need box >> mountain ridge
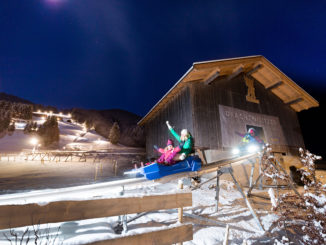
[0,92,145,147]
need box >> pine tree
[0,115,11,133]
[38,116,60,146]
[108,122,120,145]
[8,122,15,135]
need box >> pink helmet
[248,128,256,135]
[166,139,174,146]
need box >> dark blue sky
[1,0,325,116]
[1,0,325,157]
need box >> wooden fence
[0,192,193,245]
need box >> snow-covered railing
[0,192,193,244]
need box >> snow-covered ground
[0,176,280,245]
[0,116,126,152]
[2,118,323,244]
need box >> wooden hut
[138,56,319,162]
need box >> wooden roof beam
[285,97,303,105]
[227,65,244,81]
[266,81,283,90]
[203,67,221,85]
[246,62,263,76]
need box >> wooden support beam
[285,97,303,105]
[89,224,193,245]
[246,63,263,76]
[195,148,208,165]
[0,192,192,230]
[266,81,283,90]
[223,224,229,245]
[204,67,220,85]
[227,65,244,80]
[229,168,264,231]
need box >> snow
[0,116,124,152]
[268,188,277,209]
[0,122,287,244]
[0,177,281,244]
[0,130,32,152]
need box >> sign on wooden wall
[219,105,287,147]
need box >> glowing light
[247,144,259,153]
[232,148,240,155]
[30,138,39,146]
[44,0,67,11]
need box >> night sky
[0,1,325,156]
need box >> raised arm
[235,131,245,137]
[166,121,181,143]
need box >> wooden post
[249,160,255,188]
[177,179,184,245]
[247,173,263,197]
[215,171,220,212]
[196,148,208,165]
[178,179,184,223]
[114,160,118,176]
[223,224,229,245]
[258,157,263,190]
[95,163,98,181]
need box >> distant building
[138,56,318,161]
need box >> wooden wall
[191,74,304,151]
[145,87,193,158]
[144,73,305,157]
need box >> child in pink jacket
[154,139,181,165]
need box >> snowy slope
[0,116,124,152]
[0,130,32,152]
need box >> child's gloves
[179,153,186,160]
[166,121,172,129]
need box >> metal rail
[155,153,259,183]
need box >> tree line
[0,100,59,147]
[0,100,33,134]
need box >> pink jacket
[156,146,181,165]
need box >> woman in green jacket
[166,121,194,161]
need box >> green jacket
[169,128,194,156]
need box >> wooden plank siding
[190,73,304,151]
[145,73,304,157]
[145,87,193,158]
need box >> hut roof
[138,55,319,126]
